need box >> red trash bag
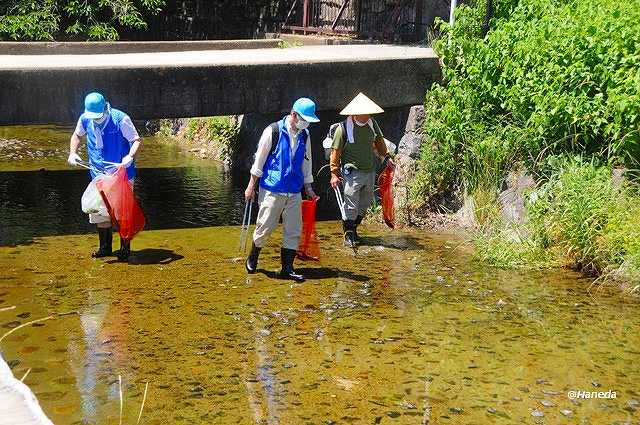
[378,164,395,229]
[96,166,146,241]
[297,197,320,261]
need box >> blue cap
[292,97,320,123]
[84,92,106,119]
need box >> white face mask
[93,113,108,125]
[296,119,309,130]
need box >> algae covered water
[1,127,639,424]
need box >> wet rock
[16,312,31,319]
[400,400,416,410]
[542,389,561,396]
[535,378,548,385]
[531,409,544,417]
[559,409,573,417]
[449,407,463,414]
[487,407,497,414]
[496,299,507,308]
[591,381,601,387]
[3,320,21,329]
[627,399,639,409]
[258,329,271,337]
[386,411,401,418]
[540,399,555,407]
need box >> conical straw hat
[339,92,384,115]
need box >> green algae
[0,223,639,424]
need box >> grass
[472,157,640,288]
[157,116,239,164]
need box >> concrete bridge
[0,41,440,125]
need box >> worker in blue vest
[67,92,142,262]
[244,98,320,282]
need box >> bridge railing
[281,0,428,42]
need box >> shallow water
[1,226,639,424]
[1,127,639,424]
[0,126,339,246]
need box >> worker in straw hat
[244,97,320,282]
[330,92,395,247]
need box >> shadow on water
[105,248,184,265]
[0,167,340,247]
[358,234,425,250]
[258,266,371,282]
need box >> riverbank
[155,117,240,166]
[407,0,640,290]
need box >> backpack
[322,120,348,160]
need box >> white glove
[121,154,134,168]
[67,152,82,166]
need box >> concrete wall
[0,40,281,55]
[0,53,440,125]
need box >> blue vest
[260,118,308,194]
[81,108,136,180]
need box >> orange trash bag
[96,166,146,241]
[297,196,320,261]
[378,164,395,229]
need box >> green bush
[412,0,640,208]
[0,0,164,40]
[529,159,640,274]
[479,157,640,285]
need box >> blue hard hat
[292,98,320,123]
[84,92,106,119]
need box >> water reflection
[0,166,342,246]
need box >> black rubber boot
[354,215,364,243]
[116,238,131,262]
[245,243,261,274]
[279,248,305,282]
[92,227,112,258]
[343,219,356,248]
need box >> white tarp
[0,353,54,425]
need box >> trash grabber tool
[76,160,108,176]
[239,200,253,254]
[333,184,347,221]
[333,183,357,255]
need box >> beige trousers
[252,189,302,250]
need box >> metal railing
[281,0,426,41]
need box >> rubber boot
[354,215,364,243]
[343,219,356,248]
[279,248,304,282]
[92,227,112,258]
[245,243,261,274]
[117,238,131,262]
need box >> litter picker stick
[239,200,253,254]
[333,185,348,221]
[76,160,117,175]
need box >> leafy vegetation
[474,158,640,288]
[0,0,165,40]
[158,117,240,165]
[412,0,640,207]
[413,0,640,286]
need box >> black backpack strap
[268,122,280,157]
[340,119,348,153]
